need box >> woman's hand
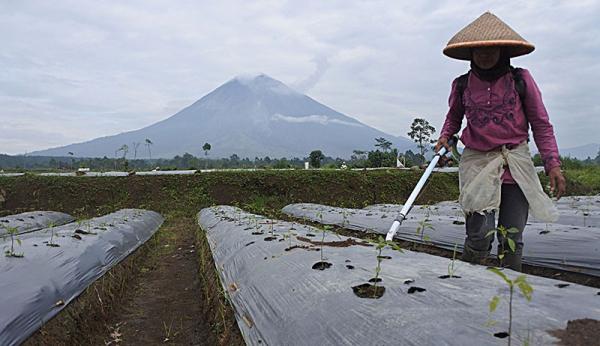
[434,137,451,153]
[548,167,566,200]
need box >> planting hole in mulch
[377,255,392,260]
[284,245,315,252]
[312,261,332,270]
[263,236,277,241]
[74,229,97,235]
[403,279,415,285]
[345,259,351,263]
[346,265,355,269]
[305,233,316,237]
[438,275,462,279]
[452,220,465,225]
[352,283,385,299]
[245,241,255,247]
[539,230,551,235]
[251,232,264,235]
[407,286,426,294]
[549,319,600,346]
[493,332,509,339]
[46,243,60,247]
[368,278,382,283]
[555,283,570,288]
[72,234,82,240]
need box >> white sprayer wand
[385,138,456,241]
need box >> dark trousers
[461,184,529,271]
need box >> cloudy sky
[1,0,599,155]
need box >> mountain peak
[229,73,298,96]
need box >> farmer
[435,12,566,271]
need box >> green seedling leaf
[489,295,500,313]
[507,238,516,253]
[515,275,533,301]
[488,267,511,286]
[506,227,521,234]
[485,230,496,238]
[16,238,22,246]
[498,253,505,260]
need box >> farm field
[0,169,599,345]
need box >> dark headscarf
[470,49,511,81]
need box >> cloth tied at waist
[458,142,559,222]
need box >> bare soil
[92,218,211,345]
[549,319,600,346]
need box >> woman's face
[472,47,501,69]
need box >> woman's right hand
[434,136,451,153]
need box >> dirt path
[98,218,215,346]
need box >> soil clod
[550,319,600,346]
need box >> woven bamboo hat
[443,12,534,60]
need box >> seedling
[486,226,520,267]
[487,268,533,346]
[354,236,402,299]
[371,236,402,293]
[341,209,350,228]
[414,217,435,249]
[46,222,60,247]
[447,243,459,278]
[3,226,24,258]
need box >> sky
[1,0,599,155]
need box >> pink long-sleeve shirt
[440,68,561,183]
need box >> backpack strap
[455,72,470,107]
[511,67,526,102]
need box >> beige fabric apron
[459,142,559,222]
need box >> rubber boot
[461,243,490,265]
[502,250,523,272]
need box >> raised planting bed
[0,211,75,236]
[199,206,600,345]
[282,196,600,278]
[0,209,164,345]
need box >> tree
[203,142,211,156]
[309,150,325,168]
[133,142,141,159]
[407,118,436,157]
[145,138,153,160]
[67,152,74,171]
[202,143,211,169]
[374,137,393,152]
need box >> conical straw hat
[443,12,534,60]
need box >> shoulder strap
[455,72,469,107]
[511,67,526,101]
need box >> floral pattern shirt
[440,68,561,182]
